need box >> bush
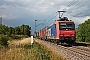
[20,35,29,38]
[10,34,22,39]
[0,35,9,47]
[85,37,90,43]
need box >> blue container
[51,24,56,36]
[47,23,56,39]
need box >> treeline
[0,24,31,36]
[77,18,90,43]
[0,24,31,47]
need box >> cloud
[4,0,14,2]
[0,15,17,20]
[0,5,8,9]
[50,2,55,6]
[37,0,45,5]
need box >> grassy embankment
[0,38,64,60]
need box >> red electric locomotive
[55,17,76,44]
[46,17,76,44]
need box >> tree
[0,24,9,35]
[20,24,31,36]
[15,26,21,35]
[77,19,90,42]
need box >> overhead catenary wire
[70,9,90,19]
[67,0,90,16]
[67,0,78,7]
[56,0,78,18]
[61,0,79,17]
[36,20,46,27]
[75,0,90,10]
[62,0,78,11]
[45,14,58,24]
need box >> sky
[0,0,90,34]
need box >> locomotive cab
[56,17,76,43]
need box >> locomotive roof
[57,17,74,22]
[57,20,74,22]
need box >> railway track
[58,45,90,60]
[35,38,90,60]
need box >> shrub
[85,37,90,43]
[11,34,22,39]
[10,34,29,40]
[0,35,9,47]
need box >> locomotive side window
[60,23,66,30]
[59,22,75,30]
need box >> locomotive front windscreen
[59,22,75,30]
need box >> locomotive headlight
[71,34,75,36]
[60,34,63,37]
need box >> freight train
[37,17,76,44]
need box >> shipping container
[47,23,56,39]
